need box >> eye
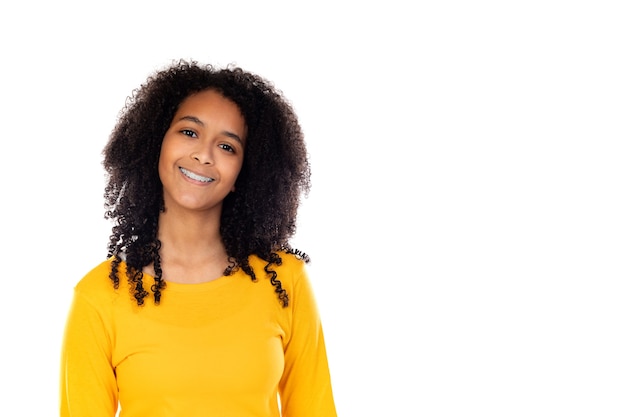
[180,129,197,138]
[219,143,235,153]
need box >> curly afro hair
[102,60,311,307]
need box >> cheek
[157,138,173,181]
[234,158,245,179]
[232,161,246,191]
[157,158,166,184]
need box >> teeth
[180,167,214,183]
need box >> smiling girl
[60,60,336,417]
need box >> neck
[154,206,229,283]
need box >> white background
[1,1,625,416]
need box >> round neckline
[142,271,236,293]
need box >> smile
[180,167,214,183]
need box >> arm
[279,266,337,417]
[60,288,118,417]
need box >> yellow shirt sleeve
[60,261,119,417]
[279,263,336,416]
[60,254,337,417]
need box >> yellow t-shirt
[60,253,336,417]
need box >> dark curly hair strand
[103,60,311,307]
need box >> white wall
[1,1,624,416]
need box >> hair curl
[102,60,311,307]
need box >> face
[158,89,246,215]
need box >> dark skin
[146,89,247,284]
[103,60,310,306]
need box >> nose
[190,148,213,165]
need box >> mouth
[179,167,214,183]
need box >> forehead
[181,89,231,107]
[173,89,247,138]
[178,89,242,115]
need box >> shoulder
[73,257,123,305]
[277,250,308,272]
[249,250,307,276]
[248,251,310,296]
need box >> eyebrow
[177,115,244,145]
